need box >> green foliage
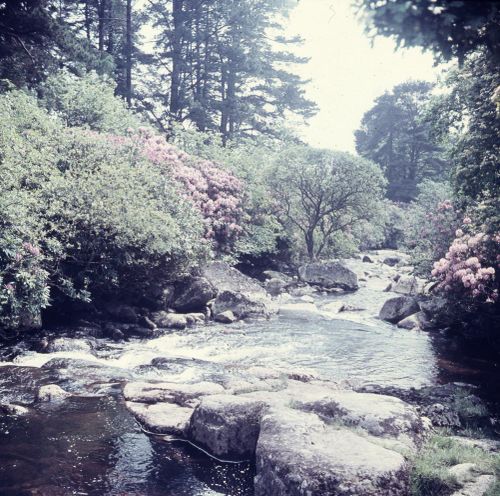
[446,53,500,227]
[403,180,461,275]
[410,433,500,496]
[355,80,448,202]
[141,0,317,139]
[41,71,142,134]
[353,200,406,251]
[0,87,206,330]
[0,0,114,88]
[269,146,386,260]
[171,125,288,258]
[358,0,500,63]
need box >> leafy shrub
[44,129,207,301]
[40,70,142,134]
[108,128,245,252]
[171,126,287,259]
[403,180,462,274]
[0,90,59,330]
[0,88,207,329]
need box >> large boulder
[172,277,216,312]
[212,290,272,320]
[203,261,267,296]
[188,394,268,458]
[379,296,420,324]
[254,407,409,496]
[391,275,421,296]
[150,311,187,329]
[293,389,423,451]
[126,401,193,435]
[298,261,358,291]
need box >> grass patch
[410,432,500,496]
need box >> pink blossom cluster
[432,224,499,304]
[106,128,245,251]
[22,242,41,257]
[415,199,461,257]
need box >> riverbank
[1,251,499,495]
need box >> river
[0,253,489,496]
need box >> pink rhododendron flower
[103,129,245,251]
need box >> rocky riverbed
[0,251,498,495]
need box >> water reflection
[0,396,254,496]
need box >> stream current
[0,255,451,496]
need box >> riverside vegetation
[1,1,500,495]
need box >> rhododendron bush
[432,222,499,308]
[102,128,245,252]
[403,181,462,274]
[0,90,208,330]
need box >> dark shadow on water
[432,333,500,417]
[0,396,254,496]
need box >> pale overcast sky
[284,0,442,152]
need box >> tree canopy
[270,146,386,259]
[355,80,447,202]
[357,0,500,63]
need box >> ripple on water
[0,260,439,495]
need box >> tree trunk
[170,0,183,120]
[107,0,114,54]
[84,0,91,41]
[98,0,106,52]
[305,231,315,260]
[125,0,132,106]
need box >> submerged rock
[36,384,71,402]
[379,296,420,323]
[46,337,93,353]
[254,407,409,496]
[298,261,358,291]
[383,256,401,267]
[0,403,30,415]
[123,381,225,407]
[321,301,345,313]
[214,310,237,324]
[278,302,321,319]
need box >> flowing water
[0,254,453,495]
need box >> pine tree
[141,0,317,140]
